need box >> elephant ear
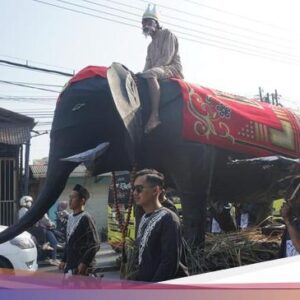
[107,62,143,163]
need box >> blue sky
[1,0,300,161]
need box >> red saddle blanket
[175,79,300,158]
[68,66,300,158]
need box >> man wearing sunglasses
[133,169,188,282]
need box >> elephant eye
[72,103,86,111]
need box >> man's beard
[142,25,156,37]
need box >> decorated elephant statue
[0,63,299,247]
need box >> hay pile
[121,227,283,278]
[185,227,282,275]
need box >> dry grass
[120,227,282,278]
[120,238,139,280]
[185,227,282,275]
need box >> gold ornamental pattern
[185,82,235,144]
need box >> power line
[34,0,300,66]
[33,0,140,29]
[0,81,63,87]
[0,95,57,105]
[81,0,300,57]
[16,110,54,113]
[174,34,300,66]
[0,62,36,71]
[10,108,54,111]
[136,0,300,46]
[16,110,54,114]
[54,0,300,63]
[182,0,300,35]
[95,0,300,51]
[0,80,61,93]
[0,59,74,77]
[0,54,75,73]
[0,95,56,99]
[81,0,141,18]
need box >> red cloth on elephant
[176,79,300,158]
[57,66,108,103]
[69,66,107,84]
[64,65,300,158]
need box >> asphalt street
[38,242,121,280]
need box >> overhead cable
[79,0,300,56]
[0,80,61,93]
[33,0,300,65]
[97,0,298,52]
[0,59,74,77]
[183,0,300,35]
[136,0,300,45]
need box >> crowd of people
[18,167,300,282]
[18,168,188,281]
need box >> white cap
[19,195,33,207]
[142,3,159,22]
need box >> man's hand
[281,203,293,224]
[58,261,65,271]
[77,263,88,275]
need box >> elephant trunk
[0,159,78,244]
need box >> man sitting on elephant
[141,3,184,133]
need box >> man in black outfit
[58,184,100,275]
[133,169,188,282]
[279,200,300,257]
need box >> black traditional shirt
[63,211,100,273]
[136,207,187,282]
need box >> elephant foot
[144,118,161,134]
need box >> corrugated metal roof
[0,108,35,145]
[30,164,111,179]
[30,164,88,178]
[0,126,32,145]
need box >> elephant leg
[164,144,212,248]
[179,191,207,246]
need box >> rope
[112,163,138,263]
[111,171,124,232]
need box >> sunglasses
[132,185,154,194]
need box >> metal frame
[0,158,17,225]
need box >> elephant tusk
[60,142,110,163]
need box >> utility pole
[23,141,30,195]
[265,92,270,103]
[271,93,275,105]
[275,89,279,106]
[258,87,280,106]
[259,87,263,102]
[23,130,49,195]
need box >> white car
[0,225,38,273]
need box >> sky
[1,0,300,162]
